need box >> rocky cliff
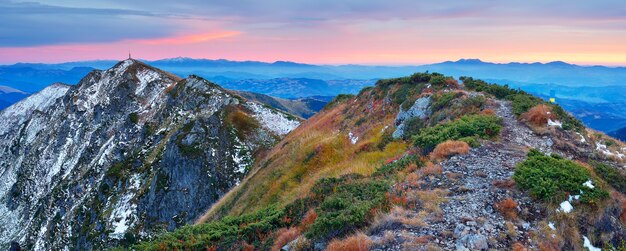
[0,59,299,250]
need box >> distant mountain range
[2,57,626,133]
[4,57,626,89]
[0,85,30,110]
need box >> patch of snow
[231,132,252,175]
[348,132,359,144]
[93,136,117,166]
[108,174,141,240]
[548,222,556,230]
[596,142,616,157]
[576,132,586,143]
[547,119,562,127]
[568,195,580,202]
[135,69,161,95]
[33,220,49,251]
[48,137,73,183]
[0,84,70,134]
[557,201,573,213]
[582,236,601,251]
[583,180,595,189]
[246,102,300,136]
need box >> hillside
[230,91,329,119]
[127,73,626,250]
[220,78,374,99]
[0,60,300,250]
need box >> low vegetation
[521,104,554,127]
[306,175,391,240]
[223,105,260,140]
[413,114,502,152]
[513,149,608,203]
[461,77,583,131]
[127,206,286,250]
[430,140,470,160]
[495,198,518,220]
[325,232,373,251]
[591,161,626,194]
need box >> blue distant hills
[1,58,625,138]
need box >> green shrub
[513,151,608,204]
[508,94,542,116]
[128,112,139,124]
[373,155,421,178]
[310,174,364,199]
[376,130,394,150]
[413,114,502,151]
[283,197,316,225]
[392,84,419,105]
[550,105,584,131]
[323,94,355,110]
[592,161,626,194]
[430,92,460,112]
[131,206,286,250]
[306,179,389,240]
[429,75,446,86]
[410,72,432,83]
[460,77,518,99]
[458,136,480,147]
[403,117,425,139]
[461,95,486,109]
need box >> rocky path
[371,100,554,250]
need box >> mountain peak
[455,58,485,64]
[108,59,182,82]
[545,60,571,66]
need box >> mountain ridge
[155,72,626,251]
[0,59,300,250]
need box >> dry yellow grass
[522,104,554,127]
[370,206,427,230]
[326,232,372,251]
[199,88,409,221]
[430,140,470,160]
[420,162,443,176]
[495,198,518,220]
[271,227,301,251]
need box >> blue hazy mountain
[610,126,626,141]
[2,57,626,133]
[0,85,30,110]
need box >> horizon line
[1,57,626,68]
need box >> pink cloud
[132,31,241,45]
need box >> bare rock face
[392,95,431,139]
[0,60,299,250]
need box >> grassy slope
[200,84,411,221]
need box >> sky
[1,0,626,65]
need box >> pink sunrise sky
[1,0,625,66]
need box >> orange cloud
[133,31,241,45]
